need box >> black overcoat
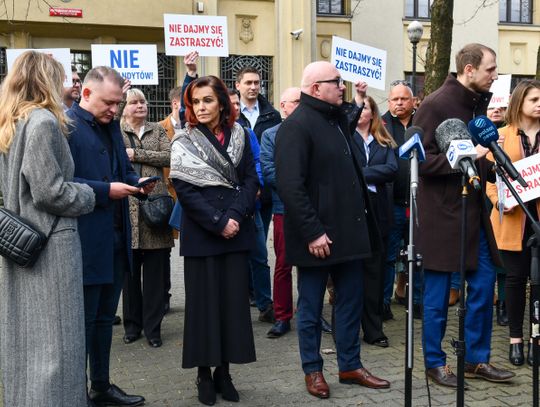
[413,75,502,272]
[275,92,380,267]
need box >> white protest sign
[489,74,512,108]
[164,14,228,57]
[91,44,158,85]
[500,152,540,208]
[6,48,72,87]
[331,36,386,90]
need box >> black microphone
[435,118,481,190]
[468,115,527,188]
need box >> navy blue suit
[67,102,140,391]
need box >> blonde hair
[365,96,397,148]
[0,51,68,153]
[120,88,147,126]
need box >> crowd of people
[0,42,539,407]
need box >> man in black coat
[275,61,390,399]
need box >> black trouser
[123,248,168,340]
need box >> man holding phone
[68,66,154,406]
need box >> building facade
[0,0,352,119]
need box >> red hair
[183,75,235,129]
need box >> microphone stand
[453,174,468,407]
[493,164,540,407]
[405,149,422,407]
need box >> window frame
[499,0,532,24]
[316,0,346,16]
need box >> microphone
[399,126,425,200]
[399,126,425,161]
[435,118,481,190]
[446,139,481,190]
[468,115,527,188]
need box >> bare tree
[423,0,454,95]
[536,46,540,80]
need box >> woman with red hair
[170,75,259,405]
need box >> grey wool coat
[0,108,95,407]
[121,121,173,249]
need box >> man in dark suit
[68,66,150,407]
[275,61,390,399]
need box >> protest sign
[330,36,387,90]
[489,74,511,108]
[164,14,228,57]
[6,48,72,87]
[91,44,158,85]
[500,153,540,208]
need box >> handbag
[0,208,59,267]
[140,194,174,229]
[168,200,182,231]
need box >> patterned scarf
[169,123,245,188]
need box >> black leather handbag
[0,208,58,267]
[140,194,174,229]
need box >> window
[500,0,532,23]
[405,0,433,19]
[71,51,92,78]
[220,55,274,102]
[317,0,345,16]
[0,48,7,83]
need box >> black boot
[213,364,239,402]
[197,367,216,406]
[509,342,524,366]
[496,300,509,326]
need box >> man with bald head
[380,81,422,321]
[275,62,390,399]
[260,87,300,338]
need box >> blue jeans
[84,230,127,390]
[384,205,423,304]
[422,228,496,369]
[450,271,460,290]
[249,210,272,311]
[297,260,364,374]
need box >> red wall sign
[49,7,83,18]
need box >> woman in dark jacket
[353,95,398,347]
[121,88,173,348]
[170,76,259,406]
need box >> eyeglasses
[72,79,82,85]
[315,78,344,87]
[390,80,411,88]
[283,99,300,104]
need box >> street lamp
[407,20,424,96]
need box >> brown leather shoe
[464,362,515,382]
[449,288,460,306]
[426,365,458,388]
[305,372,330,399]
[339,368,390,389]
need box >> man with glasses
[260,87,301,339]
[63,68,82,111]
[275,61,390,399]
[380,79,423,321]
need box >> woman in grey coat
[0,51,95,407]
[121,88,173,348]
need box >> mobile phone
[135,176,160,188]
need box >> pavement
[0,238,536,406]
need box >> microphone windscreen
[468,115,499,147]
[435,118,471,153]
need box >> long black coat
[413,75,501,272]
[352,131,398,238]
[172,124,259,257]
[275,92,380,267]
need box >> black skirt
[182,251,256,368]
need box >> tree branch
[457,0,498,25]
